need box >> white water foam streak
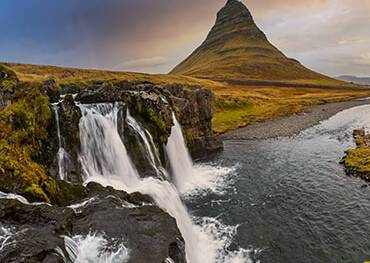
[63,233,129,263]
[126,109,165,177]
[52,103,69,180]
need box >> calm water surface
[189,105,370,263]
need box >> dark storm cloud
[0,0,369,76]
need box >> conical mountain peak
[218,0,253,22]
[171,1,334,83]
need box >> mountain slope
[171,0,337,84]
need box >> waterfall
[166,112,195,192]
[77,103,247,263]
[78,103,139,188]
[126,109,167,178]
[166,113,232,196]
[52,103,68,181]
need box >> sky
[1,0,369,77]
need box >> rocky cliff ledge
[46,80,222,180]
[342,128,370,181]
[0,183,185,263]
[0,65,222,262]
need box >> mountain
[337,75,370,85]
[171,0,336,84]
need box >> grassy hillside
[3,62,222,88]
[212,85,370,133]
[3,62,369,134]
[171,0,342,86]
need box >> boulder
[353,128,365,138]
[0,183,186,263]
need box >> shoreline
[221,99,370,140]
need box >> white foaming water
[0,191,51,206]
[77,103,250,263]
[0,226,15,252]
[166,112,233,196]
[52,103,69,180]
[0,191,29,205]
[79,103,139,188]
[195,217,258,263]
[63,233,129,263]
[68,197,98,214]
[126,109,167,178]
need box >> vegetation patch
[0,69,88,204]
[342,130,370,181]
[212,86,370,134]
[4,62,370,135]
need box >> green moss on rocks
[0,80,87,204]
[129,91,172,147]
[0,65,18,90]
[342,131,370,181]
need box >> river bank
[221,98,370,140]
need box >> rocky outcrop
[1,69,219,263]
[75,81,222,158]
[166,84,223,158]
[0,183,186,263]
[342,128,370,181]
[57,95,82,183]
[0,65,18,110]
[45,80,222,182]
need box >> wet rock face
[165,84,223,158]
[49,94,83,184]
[0,183,186,263]
[76,82,174,175]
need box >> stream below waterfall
[187,104,370,263]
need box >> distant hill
[171,0,341,85]
[337,75,370,85]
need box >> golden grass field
[212,85,370,133]
[4,62,370,134]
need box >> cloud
[114,57,167,71]
[0,0,369,76]
[360,53,370,61]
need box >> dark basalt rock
[50,94,83,184]
[0,65,18,110]
[0,183,186,263]
[123,123,160,178]
[165,84,223,158]
[42,79,60,103]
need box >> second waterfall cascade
[76,102,250,263]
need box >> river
[188,105,370,263]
